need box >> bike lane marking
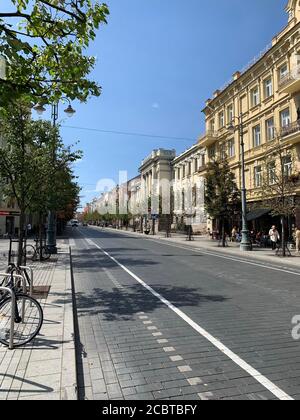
[85,237,294,401]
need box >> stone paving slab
[71,235,284,401]
[0,240,76,400]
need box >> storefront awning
[246,208,272,222]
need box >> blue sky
[2,0,289,208]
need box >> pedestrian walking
[295,227,300,253]
[269,225,280,250]
[231,226,237,242]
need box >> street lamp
[228,113,252,252]
[34,98,76,253]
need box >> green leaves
[204,158,241,221]
[0,99,82,217]
[0,1,109,104]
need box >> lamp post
[228,113,252,252]
[34,99,76,253]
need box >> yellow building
[199,0,300,234]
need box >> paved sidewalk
[95,227,300,269]
[0,240,76,400]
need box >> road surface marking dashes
[178,366,192,373]
[147,326,158,331]
[163,347,175,353]
[152,332,163,337]
[102,267,123,289]
[143,321,152,325]
[188,377,203,386]
[170,355,183,362]
[86,236,294,401]
[198,392,214,400]
[157,339,168,344]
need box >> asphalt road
[70,226,300,400]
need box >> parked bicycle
[0,269,43,348]
[23,237,51,261]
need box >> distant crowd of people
[208,225,300,253]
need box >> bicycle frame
[0,272,24,350]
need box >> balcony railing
[280,121,300,138]
[279,66,300,93]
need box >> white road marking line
[178,366,192,373]
[87,238,294,401]
[152,332,163,337]
[139,316,148,320]
[157,339,168,344]
[170,355,183,362]
[147,326,158,331]
[143,321,152,325]
[188,377,203,386]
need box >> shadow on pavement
[73,284,229,322]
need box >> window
[228,139,235,157]
[266,118,275,141]
[264,78,273,98]
[268,162,276,185]
[219,112,225,129]
[253,125,261,147]
[220,143,226,160]
[283,156,292,177]
[279,63,288,80]
[254,166,262,188]
[182,165,186,178]
[210,119,215,132]
[201,154,206,167]
[194,158,198,172]
[251,87,260,107]
[177,168,180,180]
[280,108,291,128]
[188,161,192,176]
[227,105,234,124]
[208,145,216,159]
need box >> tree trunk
[222,218,226,248]
[281,216,286,257]
[39,212,43,262]
[17,210,26,266]
[152,218,155,236]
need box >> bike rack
[0,285,16,350]
[19,266,34,297]
[0,273,27,350]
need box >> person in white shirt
[269,225,280,250]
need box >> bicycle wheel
[0,293,43,347]
[41,246,51,260]
[23,245,37,261]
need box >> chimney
[233,71,241,80]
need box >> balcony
[197,164,207,173]
[199,131,219,148]
[280,121,300,143]
[279,66,300,94]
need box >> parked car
[71,219,79,227]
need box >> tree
[205,157,241,247]
[259,135,298,256]
[0,0,109,104]
[0,99,81,264]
